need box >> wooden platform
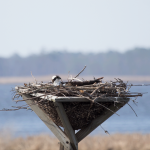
[21,92,129,150]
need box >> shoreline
[0,75,150,84]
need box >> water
[0,83,150,137]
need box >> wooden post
[60,143,64,150]
[22,94,73,150]
[54,102,78,150]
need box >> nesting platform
[15,85,131,150]
[14,76,144,150]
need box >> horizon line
[0,47,150,58]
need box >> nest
[34,98,113,130]
[14,76,143,130]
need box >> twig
[12,106,32,110]
[78,93,120,116]
[94,101,120,116]
[127,103,138,117]
[13,96,38,103]
[71,65,86,81]
[31,71,37,83]
[100,125,110,135]
[0,108,19,111]
[90,84,106,97]
[132,97,138,106]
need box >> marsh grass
[0,133,150,150]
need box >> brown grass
[0,134,150,150]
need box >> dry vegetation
[0,134,150,150]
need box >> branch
[71,65,86,81]
[31,71,37,83]
[127,103,138,117]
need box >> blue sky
[0,0,150,57]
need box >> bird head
[52,75,61,84]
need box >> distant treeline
[0,48,150,77]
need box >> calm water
[0,83,150,137]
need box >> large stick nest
[13,76,143,130]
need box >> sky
[0,0,150,57]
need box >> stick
[100,125,110,135]
[31,71,37,83]
[70,66,86,82]
[94,101,120,116]
[127,103,138,117]
[78,93,120,116]
[90,84,106,97]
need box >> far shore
[0,75,150,84]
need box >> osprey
[52,75,103,86]
[52,75,62,86]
